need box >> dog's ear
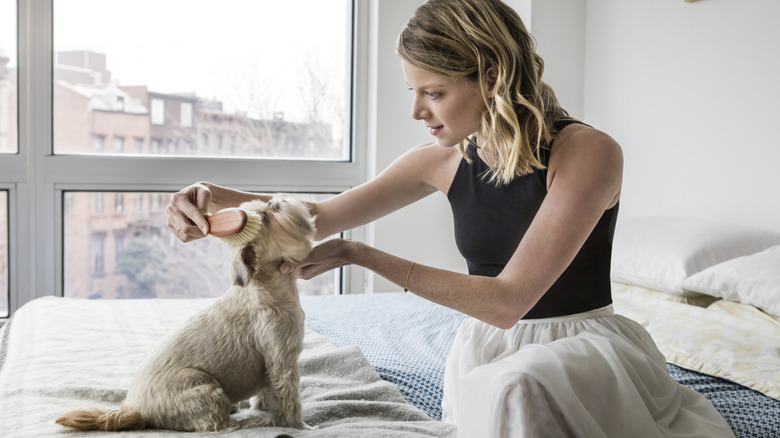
[230,245,256,286]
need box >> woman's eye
[426,92,441,99]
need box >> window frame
[2,0,370,318]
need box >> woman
[167,0,732,436]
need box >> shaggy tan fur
[56,195,315,432]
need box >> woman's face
[402,61,487,148]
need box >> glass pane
[63,192,337,299]
[53,0,350,160]
[0,0,17,154]
[1,191,8,317]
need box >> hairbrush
[206,207,262,246]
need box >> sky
[1,0,350,122]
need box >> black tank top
[447,123,618,319]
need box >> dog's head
[229,195,316,286]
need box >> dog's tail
[55,406,145,431]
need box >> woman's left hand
[279,238,359,279]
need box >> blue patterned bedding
[302,292,780,437]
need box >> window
[4,0,367,318]
[180,102,192,127]
[94,135,105,152]
[93,235,105,274]
[1,191,8,317]
[63,191,339,299]
[133,137,143,153]
[52,1,350,161]
[94,193,103,213]
[150,98,164,125]
[114,235,124,264]
[114,136,124,152]
[114,193,123,213]
[151,138,160,154]
[0,0,16,155]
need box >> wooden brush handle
[207,208,248,237]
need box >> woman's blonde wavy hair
[397,0,576,185]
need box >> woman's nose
[411,96,428,120]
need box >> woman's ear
[485,66,498,98]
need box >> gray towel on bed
[0,297,457,437]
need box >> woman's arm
[166,141,453,242]
[308,141,454,240]
[295,127,623,329]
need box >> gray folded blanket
[0,297,456,437]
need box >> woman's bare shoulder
[399,142,464,193]
[547,124,623,207]
[549,124,623,174]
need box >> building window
[180,102,192,127]
[134,138,143,153]
[93,236,105,274]
[151,139,161,154]
[94,135,105,152]
[134,193,143,212]
[114,235,124,264]
[114,136,124,152]
[94,193,103,213]
[114,193,123,213]
[151,98,164,125]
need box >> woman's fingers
[279,261,298,275]
[280,239,352,279]
[166,184,212,242]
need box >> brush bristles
[218,211,262,246]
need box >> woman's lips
[429,125,443,136]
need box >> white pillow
[611,217,780,296]
[682,245,780,317]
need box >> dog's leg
[250,386,280,412]
[153,368,233,432]
[266,359,308,429]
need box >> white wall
[584,0,780,231]
[368,0,465,292]
[524,0,587,119]
[367,0,780,292]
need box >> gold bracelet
[403,262,415,293]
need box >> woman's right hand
[167,182,213,242]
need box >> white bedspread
[612,282,780,401]
[0,297,456,438]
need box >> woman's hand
[280,239,360,279]
[167,182,213,242]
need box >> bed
[1,216,779,437]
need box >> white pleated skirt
[441,305,734,438]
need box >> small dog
[56,195,315,432]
